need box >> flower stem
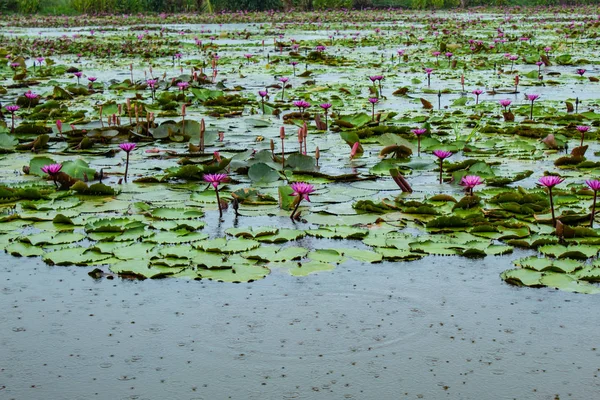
[124,152,130,182]
[548,187,556,227]
[591,191,597,228]
[439,159,443,184]
[215,187,222,219]
[417,136,421,157]
[290,198,302,220]
[530,101,534,120]
[580,133,584,147]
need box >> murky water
[2,250,599,399]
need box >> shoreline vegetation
[0,0,598,16]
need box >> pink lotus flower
[41,163,62,188]
[6,105,19,133]
[177,81,189,91]
[369,97,378,121]
[88,76,97,82]
[203,173,228,189]
[538,175,564,227]
[460,175,483,196]
[120,143,136,182]
[433,150,452,160]
[279,77,289,100]
[586,179,600,227]
[576,69,586,76]
[119,143,136,153]
[289,182,315,220]
[41,163,62,175]
[412,128,427,157]
[576,125,590,146]
[24,91,38,100]
[472,89,483,104]
[204,173,228,218]
[526,94,540,120]
[538,175,564,188]
[319,103,332,110]
[499,99,512,110]
[433,150,452,183]
[258,90,268,98]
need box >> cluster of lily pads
[1,6,600,293]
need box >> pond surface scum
[1,6,600,399]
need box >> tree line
[1,0,595,14]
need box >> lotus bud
[118,104,122,114]
[219,132,224,142]
[56,119,63,133]
[126,98,130,110]
[214,151,221,162]
[279,126,285,139]
[315,147,320,166]
[200,118,205,134]
[270,139,275,153]
[70,124,76,131]
[181,104,186,116]
[350,142,360,159]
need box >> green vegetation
[0,0,597,14]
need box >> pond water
[2,251,599,399]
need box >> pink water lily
[538,175,564,227]
[320,103,332,130]
[472,89,483,105]
[425,68,433,87]
[369,97,378,121]
[586,179,600,227]
[460,175,483,196]
[412,128,427,156]
[576,125,590,147]
[41,163,62,188]
[120,143,136,182]
[5,105,19,133]
[204,173,228,218]
[526,94,540,120]
[279,77,289,100]
[41,163,62,175]
[289,182,315,220]
[433,150,453,184]
[499,99,512,111]
[292,100,311,117]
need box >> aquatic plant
[460,175,483,196]
[538,175,564,227]
[290,182,314,221]
[5,105,19,133]
[204,173,228,219]
[41,163,62,188]
[411,128,427,156]
[586,179,600,228]
[119,143,136,183]
[526,93,540,120]
[433,150,452,184]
